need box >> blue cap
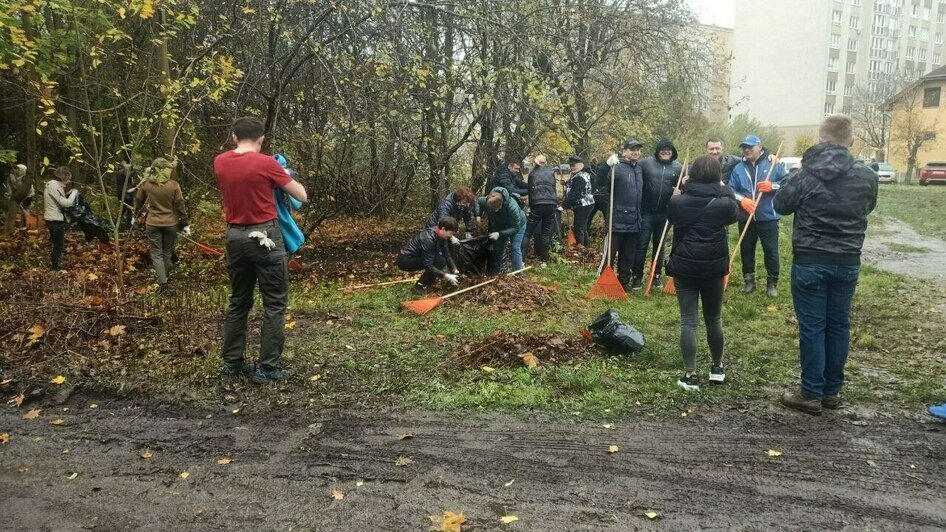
[739,135,762,147]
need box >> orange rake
[724,141,784,289]
[645,156,688,297]
[180,234,225,258]
[403,266,533,315]
[588,165,628,300]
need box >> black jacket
[605,159,644,232]
[639,139,683,213]
[773,142,878,265]
[527,165,558,206]
[490,165,528,197]
[400,227,456,277]
[719,154,740,184]
[666,181,739,279]
[427,192,474,232]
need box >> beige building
[696,24,734,123]
[730,0,946,155]
[886,64,946,180]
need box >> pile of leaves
[455,331,598,369]
[456,274,556,312]
[301,216,417,284]
[559,244,601,269]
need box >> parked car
[875,163,897,183]
[779,156,802,174]
[920,162,946,186]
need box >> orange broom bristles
[587,265,628,300]
[566,228,577,247]
[402,297,444,315]
[663,276,676,295]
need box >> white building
[730,0,946,154]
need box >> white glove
[443,273,459,286]
[488,232,500,240]
[607,154,619,167]
[248,230,276,250]
[182,225,192,236]
[464,232,472,240]
[450,235,460,245]
[556,206,564,212]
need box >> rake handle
[346,277,418,290]
[727,142,784,273]
[440,266,533,301]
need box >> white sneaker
[709,364,726,384]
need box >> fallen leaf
[22,409,41,420]
[356,480,364,487]
[1,379,11,385]
[89,403,98,409]
[608,445,619,453]
[0,433,8,445]
[67,472,78,480]
[216,457,232,465]
[50,375,66,385]
[50,419,64,426]
[910,464,917,469]
[87,273,98,281]
[766,305,779,312]
[428,510,466,532]
[867,459,877,467]
[519,352,540,368]
[644,510,660,519]
[285,321,296,330]
[500,515,519,524]
[602,424,614,429]
[394,456,413,467]
[504,479,515,487]
[398,433,414,440]
[108,325,126,336]
[766,449,782,457]
[331,489,344,500]
[180,471,190,479]
[141,451,153,459]
[480,365,496,372]
[345,344,355,351]
[27,323,45,341]
[8,393,24,407]
[308,374,322,382]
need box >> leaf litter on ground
[456,332,598,369]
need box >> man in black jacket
[489,157,529,198]
[602,139,645,289]
[633,138,683,290]
[706,137,740,184]
[521,155,559,264]
[773,115,879,415]
[396,216,460,295]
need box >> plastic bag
[454,235,491,275]
[587,308,645,355]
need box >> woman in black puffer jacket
[666,155,740,391]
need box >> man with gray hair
[774,115,878,415]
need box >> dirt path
[2,400,944,531]
[863,215,946,282]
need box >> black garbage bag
[63,193,110,245]
[588,308,645,355]
[454,235,491,275]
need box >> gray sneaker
[221,362,255,378]
[252,366,289,384]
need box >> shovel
[403,266,532,315]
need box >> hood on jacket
[654,138,678,163]
[489,186,511,206]
[800,142,855,182]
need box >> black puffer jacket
[720,154,740,184]
[774,142,878,265]
[427,192,474,232]
[666,181,739,279]
[400,227,456,277]
[639,139,683,213]
[490,165,528,197]
[606,159,644,232]
[528,165,558,206]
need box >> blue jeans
[488,223,526,274]
[511,222,526,270]
[791,263,860,398]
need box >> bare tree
[888,86,939,184]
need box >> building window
[920,48,928,61]
[847,60,857,73]
[844,85,855,96]
[937,33,944,44]
[935,54,942,65]
[913,4,921,17]
[833,10,843,25]
[830,33,841,48]
[826,80,837,93]
[938,10,945,23]
[921,28,930,41]
[924,7,932,20]
[924,87,941,107]
[828,57,840,71]
[909,25,917,38]
[852,0,861,5]
[848,38,859,51]
[825,102,836,115]
[850,16,861,29]
[907,46,916,58]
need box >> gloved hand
[757,181,773,193]
[182,225,192,236]
[476,216,481,224]
[606,154,619,167]
[556,206,563,212]
[464,232,472,240]
[489,232,500,240]
[450,235,460,245]
[740,198,757,215]
[443,273,459,286]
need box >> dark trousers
[674,275,725,372]
[738,219,780,279]
[589,196,608,230]
[396,253,445,287]
[222,222,288,371]
[145,225,177,285]
[571,204,593,246]
[46,220,66,270]
[791,263,860,398]
[634,211,668,278]
[522,204,557,261]
[607,231,639,287]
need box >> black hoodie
[639,138,683,213]
[774,142,878,265]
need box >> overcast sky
[688,0,735,28]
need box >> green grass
[884,242,931,253]
[875,184,946,240]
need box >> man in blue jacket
[603,139,645,290]
[729,135,787,296]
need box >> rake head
[662,276,676,295]
[566,228,577,247]
[402,297,443,315]
[195,242,224,257]
[587,265,628,300]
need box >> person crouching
[397,216,461,295]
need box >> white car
[875,163,897,183]
[779,157,802,174]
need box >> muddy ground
[862,215,946,283]
[2,397,944,531]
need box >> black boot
[742,273,756,293]
[766,278,778,297]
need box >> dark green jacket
[476,187,526,238]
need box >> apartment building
[729,0,946,154]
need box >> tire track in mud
[3,404,944,531]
